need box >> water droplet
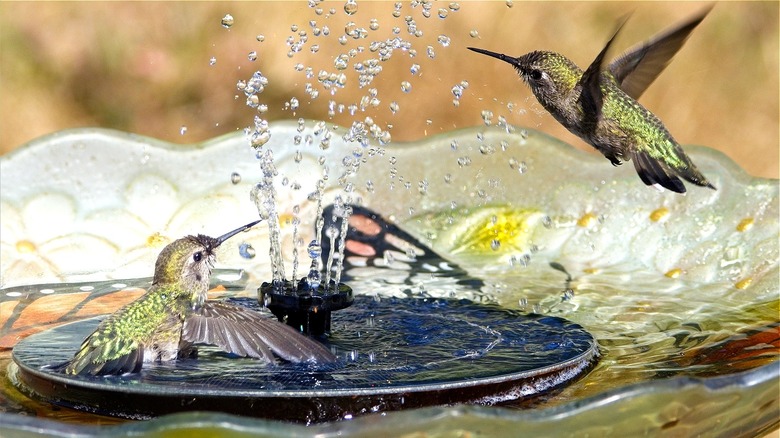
[344,0,358,15]
[426,45,435,58]
[469,29,479,38]
[307,269,322,290]
[438,8,449,19]
[451,84,463,98]
[508,158,528,174]
[479,144,495,155]
[449,2,461,11]
[410,63,420,74]
[308,240,322,259]
[400,81,412,93]
[230,172,241,184]
[505,0,513,7]
[491,239,500,251]
[456,156,471,167]
[209,57,217,66]
[389,101,399,114]
[179,125,187,135]
[437,35,451,47]
[239,243,256,259]
[248,51,257,61]
[250,130,271,148]
[481,110,494,126]
[256,34,265,42]
[221,14,234,28]
[369,18,379,31]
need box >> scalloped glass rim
[1,123,778,435]
[0,362,776,436]
[2,123,777,290]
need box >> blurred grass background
[1,1,777,179]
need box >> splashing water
[251,149,285,285]
[333,203,352,286]
[240,0,474,292]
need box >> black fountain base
[260,278,353,337]
[11,296,599,423]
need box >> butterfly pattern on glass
[318,204,485,300]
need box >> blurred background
[1,1,777,179]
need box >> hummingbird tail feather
[95,348,144,376]
[632,150,687,193]
[61,345,144,376]
[676,163,717,190]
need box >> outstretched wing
[183,301,335,364]
[57,321,145,377]
[578,18,628,128]
[609,7,711,99]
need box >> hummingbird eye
[193,252,202,262]
[529,70,543,81]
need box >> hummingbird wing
[578,19,628,128]
[182,301,336,364]
[608,7,711,100]
[59,324,145,376]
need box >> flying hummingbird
[59,220,335,376]
[469,8,716,194]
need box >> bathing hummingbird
[60,220,335,376]
[468,8,716,194]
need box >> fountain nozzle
[260,279,353,337]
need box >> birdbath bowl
[0,122,778,435]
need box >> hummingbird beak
[215,219,263,247]
[467,47,522,68]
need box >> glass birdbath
[1,123,777,435]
